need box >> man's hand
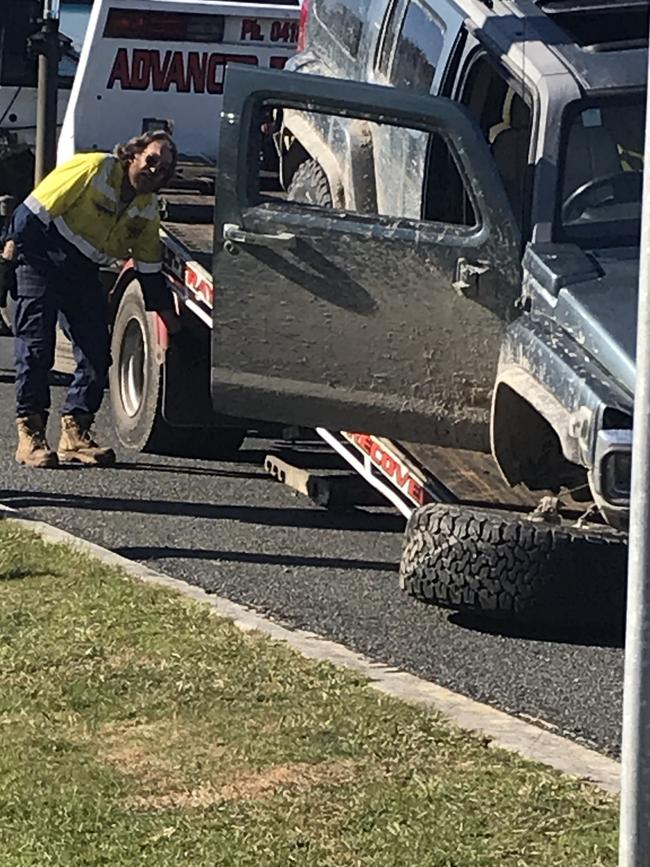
[2,240,16,262]
[0,241,17,309]
[158,308,182,336]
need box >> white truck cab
[58,0,300,162]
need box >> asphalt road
[0,338,625,758]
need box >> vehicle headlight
[595,429,632,506]
[601,449,632,504]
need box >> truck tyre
[399,503,627,621]
[287,159,333,206]
[109,282,244,459]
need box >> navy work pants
[13,260,110,418]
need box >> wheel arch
[281,110,376,212]
[281,112,345,207]
[491,371,587,493]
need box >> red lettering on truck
[185,265,213,306]
[270,20,299,42]
[241,19,264,40]
[107,48,258,94]
[347,433,426,505]
[240,19,297,42]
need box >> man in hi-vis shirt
[0,130,178,468]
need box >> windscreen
[559,94,645,247]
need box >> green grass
[0,520,618,866]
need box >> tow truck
[57,0,632,622]
[52,0,299,457]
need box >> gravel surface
[0,339,625,757]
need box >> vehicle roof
[455,0,648,93]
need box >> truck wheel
[399,503,627,621]
[287,159,333,206]
[109,282,244,459]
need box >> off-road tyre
[400,503,627,621]
[109,282,244,459]
[286,159,333,207]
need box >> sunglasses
[144,153,173,177]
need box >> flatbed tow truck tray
[162,220,214,271]
[400,442,539,509]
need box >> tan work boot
[58,413,116,466]
[15,414,59,468]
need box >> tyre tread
[400,503,627,619]
[287,159,333,207]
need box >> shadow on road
[112,461,267,481]
[114,544,399,573]
[4,490,406,533]
[449,610,625,649]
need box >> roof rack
[535,0,649,51]
[535,0,649,10]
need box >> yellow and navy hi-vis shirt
[24,152,161,273]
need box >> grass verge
[0,520,618,866]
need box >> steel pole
[618,27,650,867]
[33,14,59,184]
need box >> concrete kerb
[1,506,621,795]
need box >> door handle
[223,223,296,253]
[452,258,491,299]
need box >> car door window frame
[453,46,537,241]
[218,66,521,262]
[388,0,447,92]
[254,111,483,236]
[374,0,408,81]
[439,23,468,97]
[313,0,374,60]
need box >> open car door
[212,66,522,450]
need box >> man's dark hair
[114,130,178,182]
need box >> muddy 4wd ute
[205,0,642,619]
[271,0,642,532]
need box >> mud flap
[161,326,214,427]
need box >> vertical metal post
[33,0,60,184]
[618,28,650,867]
